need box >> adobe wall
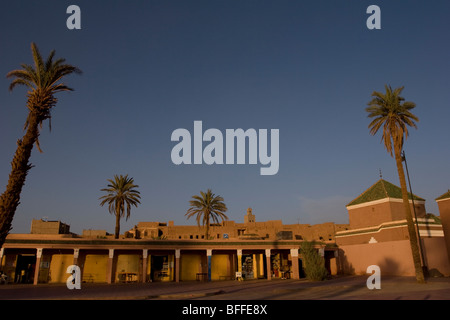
[421,237,450,276]
[335,223,410,246]
[132,220,348,242]
[389,201,426,221]
[30,219,70,235]
[348,201,393,229]
[338,239,450,277]
[348,200,426,229]
[437,198,450,264]
[337,240,415,276]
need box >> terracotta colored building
[126,208,348,242]
[336,179,450,277]
[0,210,342,285]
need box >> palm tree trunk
[394,148,425,283]
[0,113,40,248]
[205,213,210,240]
[115,209,121,239]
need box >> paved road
[0,275,449,300]
[1,276,448,319]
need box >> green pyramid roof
[436,190,450,201]
[347,179,425,207]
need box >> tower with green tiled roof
[346,179,426,229]
[347,179,425,207]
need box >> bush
[301,241,328,281]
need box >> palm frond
[6,43,81,152]
[99,174,141,217]
[185,189,228,237]
[366,85,419,157]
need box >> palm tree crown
[366,85,419,156]
[99,175,141,239]
[186,189,228,239]
[6,42,82,152]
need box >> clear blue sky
[1,1,449,234]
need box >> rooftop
[347,179,425,207]
[436,190,450,201]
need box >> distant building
[125,208,349,242]
[30,219,71,235]
[244,208,255,223]
[82,229,109,238]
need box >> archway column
[142,249,148,283]
[290,248,299,279]
[207,249,212,281]
[175,249,180,282]
[107,249,114,284]
[33,248,43,285]
[237,249,242,279]
[265,249,271,280]
[73,248,80,265]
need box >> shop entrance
[15,254,36,284]
[270,252,292,279]
[151,255,171,282]
[299,258,305,278]
[241,254,254,279]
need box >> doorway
[151,255,172,281]
[15,254,36,284]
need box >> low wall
[338,240,415,276]
[338,238,450,277]
[422,237,450,276]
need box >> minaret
[244,207,255,224]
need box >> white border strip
[419,230,444,237]
[335,219,442,238]
[346,197,425,210]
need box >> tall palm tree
[99,174,141,239]
[186,189,228,239]
[366,84,425,283]
[0,43,81,248]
